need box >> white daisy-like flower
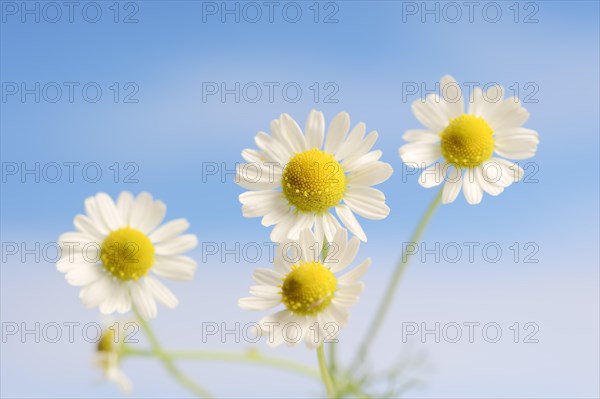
[238,228,370,349]
[399,75,540,204]
[237,110,393,242]
[57,191,198,319]
[95,326,131,393]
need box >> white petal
[326,304,349,329]
[79,275,114,308]
[304,109,325,149]
[343,187,389,220]
[402,129,439,143]
[492,158,524,185]
[238,296,280,311]
[149,219,190,244]
[130,282,157,319]
[99,283,125,314]
[338,258,371,285]
[241,148,263,163]
[259,310,295,347]
[335,205,366,242]
[65,264,104,286]
[335,122,366,160]
[74,215,105,240]
[441,172,462,204]
[84,196,109,235]
[280,113,307,153]
[462,168,484,205]
[281,212,314,241]
[136,200,167,234]
[250,285,281,300]
[57,257,90,273]
[323,213,342,241]
[485,97,530,131]
[58,231,95,246]
[440,75,464,118]
[398,142,442,167]
[255,131,291,165]
[252,268,284,286]
[152,255,197,281]
[324,112,350,155]
[269,212,297,242]
[114,285,132,314]
[476,166,504,196]
[261,203,292,227]
[342,131,379,165]
[347,161,393,187]
[154,234,198,256]
[299,228,319,262]
[412,94,451,132]
[343,150,383,173]
[95,193,122,231]
[418,162,447,188]
[116,192,134,226]
[145,275,178,308]
[236,163,281,191]
[128,192,153,230]
[494,128,539,160]
[240,190,284,218]
[329,236,360,273]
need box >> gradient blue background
[1,1,599,397]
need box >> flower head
[399,75,539,204]
[57,191,198,319]
[237,110,393,242]
[239,228,371,348]
[94,327,131,393]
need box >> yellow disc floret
[440,114,494,167]
[281,261,337,316]
[282,149,346,213]
[100,227,155,281]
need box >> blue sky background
[1,1,599,397]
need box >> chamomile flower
[237,110,393,242]
[95,328,131,393]
[399,75,540,204]
[57,192,198,319]
[239,228,370,348]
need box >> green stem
[317,344,336,398]
[121,347,319,379]
[328,342,337,376]
[132,307,213,398]
[353,188,443,367]
[321,237,337,378]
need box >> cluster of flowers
[56,76,539,391]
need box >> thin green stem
[132,307,213,398]
[353,188,443,367]
[121,347,319,379]
[317,344,336,398]
[321,237,337,378]
[328,342,337,376]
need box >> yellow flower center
[282,149,346,213]
[100,227,155,281]
[281,261,337,316]
[440,114,494,167]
